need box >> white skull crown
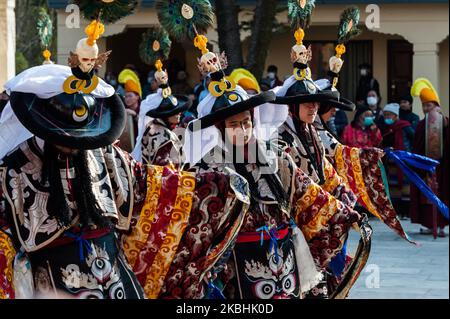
[329,56,344,74]
[75,38,99,73]
[200,52,221,73]
[291,44,309,64]
[155,70,169,85]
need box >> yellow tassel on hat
[294,28,305,45]
[42,49,53,64]
[335,44,346,58]
[155,59,163,72]
[411,78,440,105]
[194,34,209,55]
[85,20,105,46]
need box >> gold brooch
[208,77,237,97]
[293,67,312,81]
[63,75,99,94]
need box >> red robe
[410,118,449,229]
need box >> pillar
[412,42,440,118]
[0,0,16,89]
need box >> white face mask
[267,72,276,80]
[367,96,378,106]
[361,69,368,76]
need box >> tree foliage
[214,0,287,80]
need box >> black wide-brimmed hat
[9,91,126,150]
[273,78,355,112]
[188,90,276,132]
[146,94,192,119]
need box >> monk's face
[299,102,319,124]
[321,107,336,122]
[124,92,140,110]
[422,102,438,114]
[224,111,253,146]
[167,113,181,126]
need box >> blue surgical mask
[384,118,395,125]
[367,96,378,106]
[363,116,374,127]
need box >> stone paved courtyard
[347,217,449,299]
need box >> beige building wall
[0,0,16,90]
[439,37,449,117]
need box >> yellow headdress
[229,69,261,94]
[119,69,142,98]
[411,78,440,105]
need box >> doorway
[387,40,413,103]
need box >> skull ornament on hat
[291,28,312,81]
[64,20,111,95]
[287,0,316,81]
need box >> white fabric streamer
[291,223,324,294]
[131,89,164,161]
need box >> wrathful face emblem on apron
[232,226,300,299]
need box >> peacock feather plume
[139,27,172,66]
[156,0,214,41]
[37,8,53,50]
[287,0,316,30]
[71,0,138,24]
[337,6,361,44]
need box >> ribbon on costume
[385,149,449,220]
[207,281,226,300]
[64,231,94,263]
[256,225,282,263]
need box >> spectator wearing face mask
[264,65,283,89]
[365,89,384,126]
[399,94,420,130]
[380,103,415,220]
[341,106,382,148]
[356,63,380,107]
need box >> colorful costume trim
[334,144,415,244]
[0,230,16,299]
[123,166,195,298]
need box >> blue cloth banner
[385,149,449,220]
